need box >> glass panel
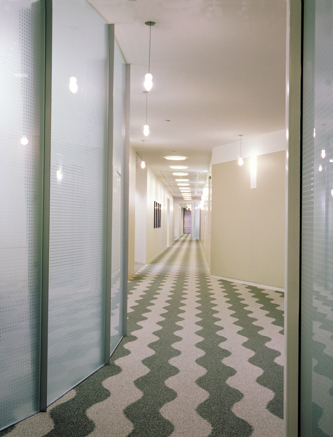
[47,0,108,404]
[301,0,333,435]
[111,41,126,352]
[0,0,44,429]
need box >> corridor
[1,236,284,437]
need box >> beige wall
[128,146,136,277]
[210,150,285,288]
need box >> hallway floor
[2,236,284,437]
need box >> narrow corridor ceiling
[88,0,286,201]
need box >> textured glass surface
[47,0,108,404]
[301,0,333,435]
[0,0,44,430]
[110,41,126,352]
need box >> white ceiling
[89,0,286,202]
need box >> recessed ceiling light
[175,179,189,182]
[177,183,189,186]
[170,165,188,169]
[173,172,188,176]
[165,156,187,161]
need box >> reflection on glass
[302,0,333,435]
[0,0,44,430]
[69,76,78,94]
[47,0,108,405]
[20,135,28,145]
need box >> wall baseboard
[210,275,285,292]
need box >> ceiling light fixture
[143,92,150,136]
[165,156,187,161]
[141,140,146,169]
[170,165,188,170]
[177,183,189,186]
[175,179,189,182]
[144,21,156,92]
[238,134,243,166]
[173,172,188,176]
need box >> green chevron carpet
[1,235,284,436]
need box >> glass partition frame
[47,0,109,405]
[0,0,45,429]
[301,0,333,435]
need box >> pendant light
[144,21,156,92]
[238,135,243,166]
[143,92,150,136]
[141,140,146,169]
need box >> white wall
[146,167,174,262]
[128,146,136,277]
[212,129,286,165]
[191,201,200,239]
[174,204,182,239]
[135,155,147,264]
[200,169,212,267]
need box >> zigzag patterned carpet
[1,236,284,437]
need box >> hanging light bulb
[238,134,243,166]
[144,73,153,92]
[144,21,156,92]
[143,91,150,136]
[141,140,146,169]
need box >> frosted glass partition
[301,0,333,435]
[110,41,126,351]
[0,0,44,430]
[47,0,108,404]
